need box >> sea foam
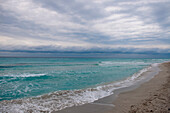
[0,63,159,113]
[3,73,47,77]
[99,61,150,66]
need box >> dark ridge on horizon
[0,50,170,55]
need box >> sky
[0,0,170,58]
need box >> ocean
[0,58,169,112]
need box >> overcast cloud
[0,0,170,56]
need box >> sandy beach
[109,62,170,113]
[53,62,170,113]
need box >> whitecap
[0,63,160,113]
[3,73,46,77]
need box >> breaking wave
[3,73,47,78]
[0,63,160,113]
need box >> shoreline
[53,62,170,113]
[110,62,170,113]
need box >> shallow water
[0,58,169,112]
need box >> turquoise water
[0,58,170,112]
[0,58,169,102]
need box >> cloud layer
[0,0,170,56]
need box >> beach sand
[53,62,170,113]
[108,62,170,113]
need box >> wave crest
[3,73,47,78]
[0,63,160,113]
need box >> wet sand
[53,62,170,113]
[108,62,170,113]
